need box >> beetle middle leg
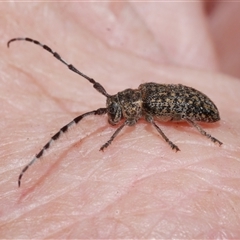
[145,115,180,151]
[151,120,180,152]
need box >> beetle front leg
[100,122,127,151]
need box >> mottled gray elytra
[7,37,222,187]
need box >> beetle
[7,37,222,187]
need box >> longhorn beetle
[7,37,222,187]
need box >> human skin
[0,2,240,238]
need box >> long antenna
[7,37,110,97]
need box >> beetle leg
[186,118,222,146]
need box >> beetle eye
[109,102,118,115]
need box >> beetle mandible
[7,37,222,187]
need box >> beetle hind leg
[186,118,222,146]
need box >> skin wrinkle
[7,64,70,114]
[1,2,240,239]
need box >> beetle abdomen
[139,83,220,123]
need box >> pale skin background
[0,2,240,239]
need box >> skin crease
[0,2,240,239]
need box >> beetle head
[106,95,123,125]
